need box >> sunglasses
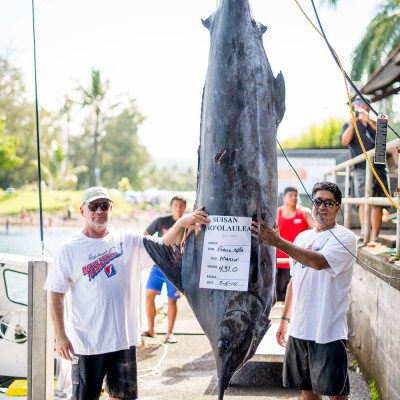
[312,198,338,208]
[87,202,111,212]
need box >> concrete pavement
[136,296,370,400]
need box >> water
[0,225,168,311]
[0,226,77,258]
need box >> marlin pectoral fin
[143,238,184,293]
[274,71,286,125]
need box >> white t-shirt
[44,228,160,355]
[288,225,357,344]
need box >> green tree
[100,100,150,188]
[281,117,345,149]
[0,119,23,174]
[76,69,115,186]
[145,164,196,191]
[322,0,400,80]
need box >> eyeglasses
[312,198,339,208]
[86,202,111,212]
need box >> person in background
[341,98,389,243]
[141,196,187,344]
[44,186,209,400]
[252,181,356,400]
[276,187,314,302]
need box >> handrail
[325,138,399,174]
[324,138,399,253]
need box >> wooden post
[364,162,373,244]
[344,166,351,228]
[28,261,54,400]
[396,147,400,255]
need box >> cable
[31,0,45,256]
[306,0,400,212]
[277,140,400,282]
[294,0,399,139]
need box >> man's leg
[71,354,107,400]
[302,391,322,400]
[370,206,383,242]
[358,204,365,237]
[167,298,178,336]
[144,289,158,337]
[164,280,180,343]
[106,347,138,400]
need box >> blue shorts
[146,266,181,299]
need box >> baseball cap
[81,186,112,205]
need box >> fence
[324,138,400,253]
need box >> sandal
[141,331,155,338]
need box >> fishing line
[277,139,400,282]
[295,0,399,139]
[31,0,45,256]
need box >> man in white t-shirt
[251,181,356,399]
[44,186,209,400]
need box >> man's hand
[251,220,281,247]
[55,334,75,361]
[177,207,210,231]
[162,207,210,245]
[276,321,289,348]
[356,107,369,125]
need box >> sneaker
[164,334,178,344]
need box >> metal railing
[324,138,400,253]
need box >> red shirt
[277,207,310,269]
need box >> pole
[396,147,400,255]
[28,261,54,400]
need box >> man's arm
[162,207,210,246]
[49,291,74,361]
[251,220,330,271]
[341,122,354,146]
[276,279,292,347]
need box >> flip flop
[164,334,178,344]
[141,331,155,338]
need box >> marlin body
[144,0,285,398]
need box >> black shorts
[275,268,290,302]
[353,168,389,199]
[71,346,138,400]
[283,336,349,396]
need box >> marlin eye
[217,339,231,352]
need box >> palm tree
[78,69,110,186]
[322,0,400,80]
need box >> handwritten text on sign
[199,215,251,291]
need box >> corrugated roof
[361,45,400,102]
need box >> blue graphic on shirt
[293,243,324,269]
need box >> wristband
[281,316,290,323]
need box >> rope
[277,140,400,280]
[31,0,45,255]
[294,0,400,211]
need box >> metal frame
[324,138,399,252]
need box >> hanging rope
[292,0,400,211]
[31,0,45,255]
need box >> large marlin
[144,0,285,398]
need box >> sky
[0,0,381,168]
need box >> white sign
[278,157,336,194]
[199,215,252,291]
